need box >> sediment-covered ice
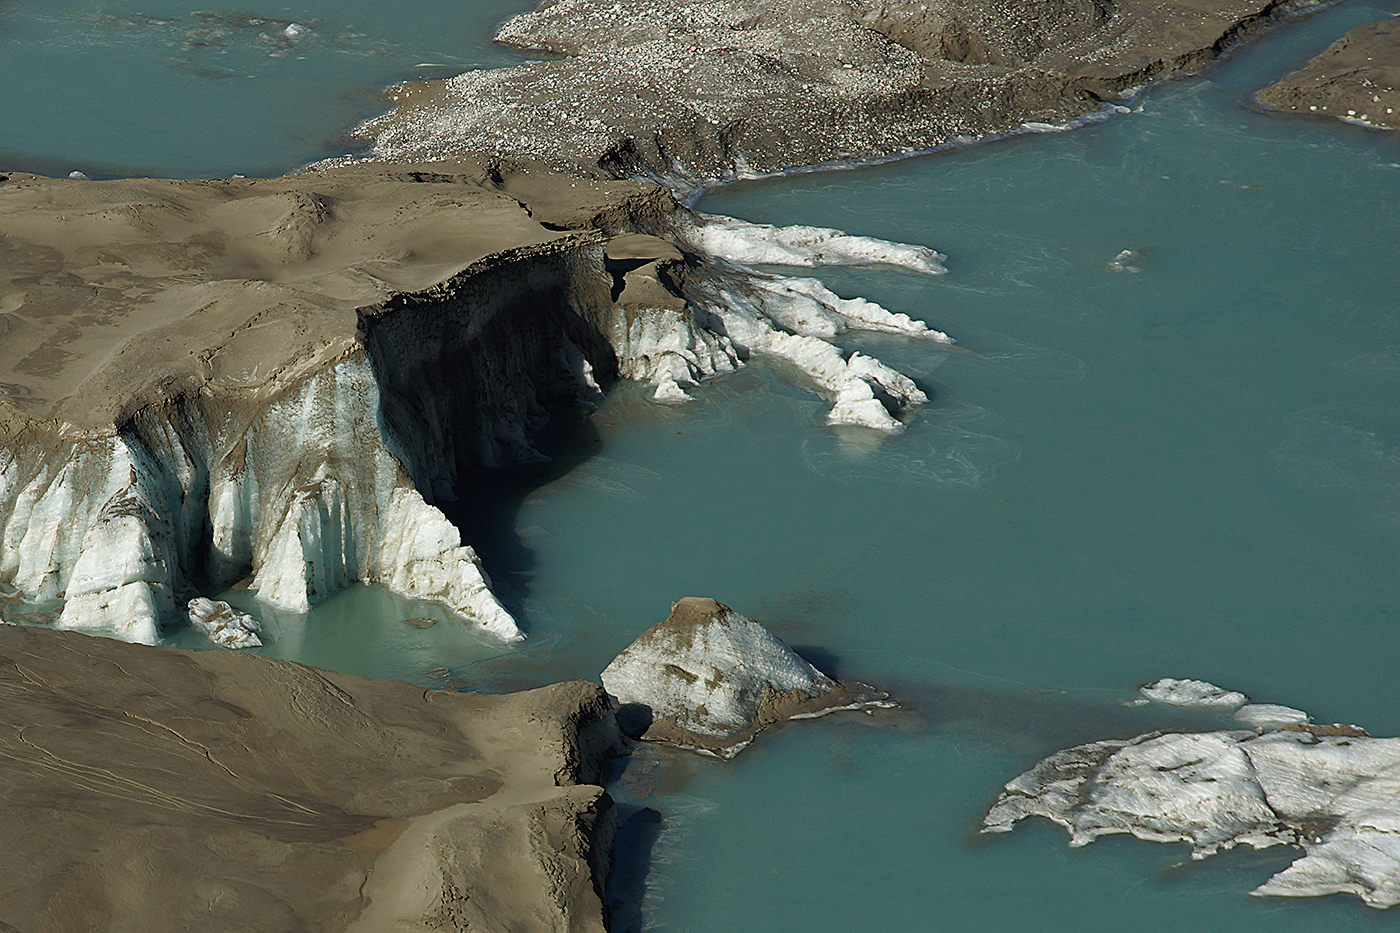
[679,215,947,275]
[985,685,1400,908]
[601,596,892,756]
[187,597,261,649]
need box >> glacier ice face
[985,685,1400,908]
[0,351,522,644]
[201,352,522,641]
[607,304,741,403]
[1,437,178,645]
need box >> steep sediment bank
[0,623,623,931]
[354,0,1307,183]
[1257,18,1400,129]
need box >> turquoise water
[11,0,1400,928]
[0,0,534,178]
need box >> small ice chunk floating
[1139,677,1249,710]
[601,596,893,757]
[984,678,1400,908]
[186,597,261,649]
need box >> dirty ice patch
[187,596,262,648]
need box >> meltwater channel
[8,0,1400,929]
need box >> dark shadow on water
[615,703,654,740]
[605,805,664,933]
[437,403,603,626]
[790,644,842,679]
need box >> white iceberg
[601,596,892,756]
[187,597,262,649]
[983,706,1400,907]
[1139,677,1249,710]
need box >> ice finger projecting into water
[678,216,949,433]
[680,214,948,274]
[985,678,1400,909]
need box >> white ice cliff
[0,352,519,645]
[984,681,1400,908]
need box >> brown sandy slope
[1257,19,1400,129]
[0,162,669,437]
[0,624,622,932]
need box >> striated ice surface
[680,215,948,275]
[1140,677,1249,709]
[608,306,742,404]
[1,352,520,644]
[673,216,951,433]
[187,597,261,649]
[985,686,1400,908]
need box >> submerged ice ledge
[984,678,1400,908]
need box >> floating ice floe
[1139,677,1248,710]
[187,597,262,649]
[985,680,1400,908]
[1235,703,1310,728]
[1106,249,1143,273]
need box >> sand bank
[0,623,621,931]
[1257,18,1400,129]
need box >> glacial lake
[10,0,1400,929]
